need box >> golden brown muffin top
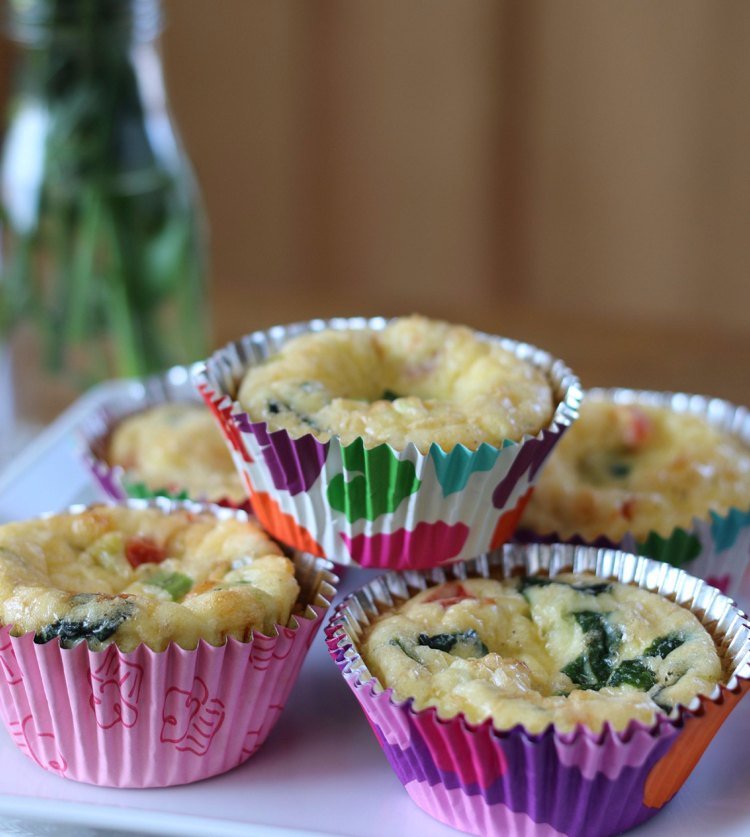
[522,397,750,540]
[0,506,299,652]
[238,316,554,452]
[363,573,722,733]
[108,403,245,503]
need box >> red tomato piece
[621,498,637,521]
[424,582,477,608]
[125,536,168,568]
[622,406,653,449]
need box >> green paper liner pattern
[326,439,422,523]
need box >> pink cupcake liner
[194,317,581,568]
[326,543,750,837]
[0,499,337,787]
[517,388,750,600]
[79,364,252,513]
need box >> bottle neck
[1,1,183,203]
[6,0,162,48]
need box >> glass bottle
[0,0,209,462]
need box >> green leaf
[608,659,656,690]
[580,450,635,486]
[561,610,622,690]
[389,637,422,663]
[608,460,632,478]
[34,597,134,648]
[417,629,489,659]
[643,632,685,659]
[561,655,600,690]
[381,389,400,401]
[64,189,101,343]
[519,576,612,598]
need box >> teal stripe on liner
[429,443,503,497]
[710,507,750,553]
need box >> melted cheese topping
[363,574,722,733]
[0,506,299,652]
[237,316,554,452]
[521,398,750,540]
[108,404,245,503]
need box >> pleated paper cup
[517,388,750,600]
[0,499,337,787]
[326,543,750,837]
[194,317,581,568]
[80,363,251,513]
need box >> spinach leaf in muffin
[578,450,636,486]
[607,659,656,691]
[266,398,321,431]
[417,629,489,659]
[644,632,686,659]
[35,596,135,648]
[519,577,613,597]
[562,624,686,694]
[561,611,622,690]
[389,637,422,663]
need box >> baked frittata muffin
[0,504,297,652]
[81,364,249,511]
[107,403,245,505]
[327,544,750,837]
[363,573,721,734]
[0,500,336,787]
[237,315,553,453]
[196,316,581,568]
[522,396,750,542]
[519,390,750,596]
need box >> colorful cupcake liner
[517,387,750,599]
[326,543,750,837]
[0,498,337,787]
[79,363,252,513]
[194,317,581,568]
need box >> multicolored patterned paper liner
[325,543,750,837]
[194,317,582,568]
[79,363,252,513]
[0,499,337,787]
[517,387,750,601]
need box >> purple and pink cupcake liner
[326,542,750,837]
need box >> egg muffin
[237,315,554,453]
[107,403,245,504]
[363,573,722,733]
[521,396,750,542]
[0,500,337,788]
[0,504,299,652]
[329,544,750,837]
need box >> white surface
[0,380,749,837]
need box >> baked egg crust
[0,506,299,652]
[363,573,721,733]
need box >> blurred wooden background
[2,1,749,399]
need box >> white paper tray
[1,379,749,837]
